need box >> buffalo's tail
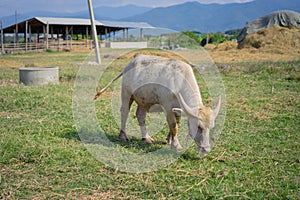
[94,72,123,100]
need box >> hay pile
[209,26,300,63]
[238,26,300,54]
[214,41,237,51]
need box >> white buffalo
[95,54,221,153]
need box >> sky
[0,0,253,17]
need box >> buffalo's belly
[132,84,179,112]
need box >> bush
[46,48,54,53]
[182,31,237,46]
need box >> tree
[181,31,202,44]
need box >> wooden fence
[0,39,94,54]
[0,40,149,54]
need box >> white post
[87,0,101,64]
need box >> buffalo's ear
[172,108,187,116]
[213,96,221,120]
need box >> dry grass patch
[0,59,23,69]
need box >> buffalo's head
[173,94,221,154]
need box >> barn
[0,16,154,52]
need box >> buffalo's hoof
[171,142,183,151]
[166,135,171,145]
[142,137,154,144]
[119,130,130,142]
[166,139,171,145]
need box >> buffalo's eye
[198,126,203,132]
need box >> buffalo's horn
[178,93,199,119]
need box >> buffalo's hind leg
[136,106,154,144]
[119,93,133,142]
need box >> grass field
[0,50,299,199]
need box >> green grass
[0,51,299,199]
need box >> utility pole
[87,0,101,64]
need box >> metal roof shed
[0,16,154,52]
[2,17,126,35]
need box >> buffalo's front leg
[136,106,154,144]
[167,113,183,150]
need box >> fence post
[66,26,68,50]
[46,22,49,50]
[29,25,32,50]
[25,21,28,52]
[0,21,4,54]
[70,26,73,51]
[15,10,18,46]
[57,33,60,51]
[86,26,89,48]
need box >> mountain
[94,4,152,20]
[70,4,152,20]
[1,0,299,32]
[0,4,152,28]
[123,0,300,32]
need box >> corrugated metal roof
[35,17,104,26]
[34,17,153,29]
[101,20,154,29]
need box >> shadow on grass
[63,130,168,153]
[180,150,201,161]
[64,131,81,141]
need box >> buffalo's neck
[180,89,203,109]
